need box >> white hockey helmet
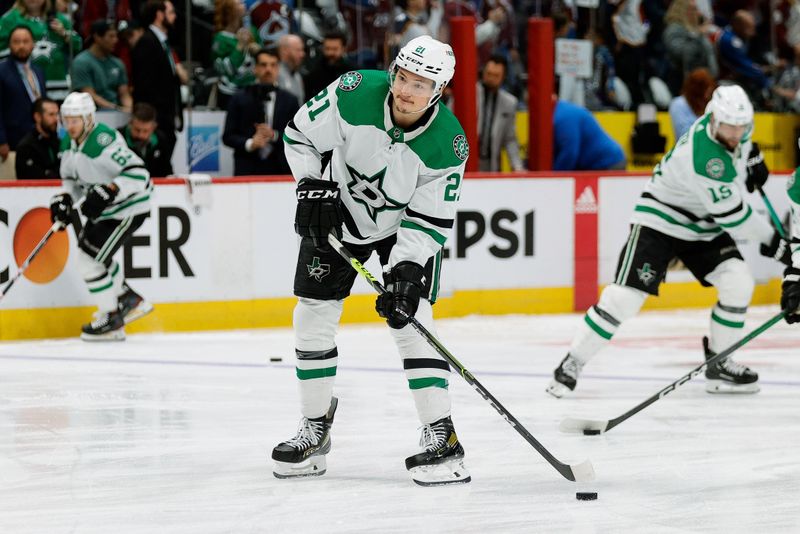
[61,92,96,142]
[390,36,456,109]
[705,84,753,128]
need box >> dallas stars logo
[705,158,725,179]
[346,164,407,222]
[453,135,469,161]
[637,263,657,286]
[307,257,330,282]
[338,71,362,92]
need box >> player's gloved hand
[376,261,425,329]
[81,183,118,219]
[49,193,73,228]
[745,142,769,193]
[760,231,792,266]
[294,178,343,248]
[782,266,800,324]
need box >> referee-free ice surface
[0,306,798,533]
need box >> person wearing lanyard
[15,96,61,179]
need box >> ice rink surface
[0,306,798,533]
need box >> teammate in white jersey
[546,85,794,397]
[780,152,800,324]
[272,36,470,486]
[49,92,154,342]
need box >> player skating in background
[780,153,800,324]
[50,92,154,342]
[272,36,470,486]
[547,85,793,398]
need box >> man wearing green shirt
[71,20,132,112]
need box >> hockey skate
[405,416,470,486]
[546,354,584,398]
[81,310,125,341]
[272,397,338,479]
[703,337,759,394]
[118,283,153,325]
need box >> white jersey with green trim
[788,169,800,267]
[630,113,772,245]
[283,70,468,269]
[60,123,153,221]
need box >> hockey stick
[327,232,595,482]
[0,221,63,302]
[757,185,787,239]
[559,310,787,435]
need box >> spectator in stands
[119,102,173,177]
[116,19,143,80]
[223,48,300,175]
[477,54,523,171]
[391,0,443,52]
[718,10,773,104]
[668,67,716,139]
[584,27,618,110]
[612,0,649,107]
[132,0,185,164]
[663,0,719,95]
[0,0,82,101]
[303,31,354,99]
[277,33,305,104]
[71,20,132,112]
[553,100,627,171]
[0,25,45,161]
[14,96,60,178]
[78,0,131,40]
[212,0,257,109]
[773,43,800,112]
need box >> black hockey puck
[269,357,282,362]
[583,429,601,435]
[576,492,598,501]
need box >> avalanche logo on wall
[189,126,220,172]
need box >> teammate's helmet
[390,36,456,110]
[705,85,753,128]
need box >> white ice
[0,306,798,533]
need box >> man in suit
[131,0,186,163]
[15,96,60,179]
[476,54,523,172]
[0,25,46,162]
[223,48,300,176]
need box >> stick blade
[559,418,609,435]
[569,458,596,482]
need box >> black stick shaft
[0,222,60,301]
[327,232,592,482]
[605,311,786,431]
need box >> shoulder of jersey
[81,123,120,158]
[789,168,800,203]
[690,117,737,183]
[407,103,468,170]
[334,69,386,97]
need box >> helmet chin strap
[76,116,94,145]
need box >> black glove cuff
[296,178,341,202]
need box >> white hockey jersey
[283,70,468,269]
[60,122,153,221]
[787,169,800,267]
[630,113,772,245]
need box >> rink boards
[0,173,791,340]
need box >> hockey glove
[81,183,118,219]
[760,231,792,266]
[49,193,73,228]
[376,261,425,329]
[782,266,800,324]
[745,142,769,193]
[294,178,343,248]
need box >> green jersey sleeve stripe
[399,220,447,245]
[283,133,312,146]
[717,205,753,228]
[101,194,151,217]
[119,172,148,181]
[634,205,721,234]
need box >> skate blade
[123,302,154,325]
[409,459,471,486]
[705,380,760,394]
[80,329,126,342]
[546,380,571,399]
[273,456,327,479]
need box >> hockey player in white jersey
[272,36,470,486]
[780,149,800,324]
[547,85,794,398]
[49,92,154,341]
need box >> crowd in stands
[2,0,800,179]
